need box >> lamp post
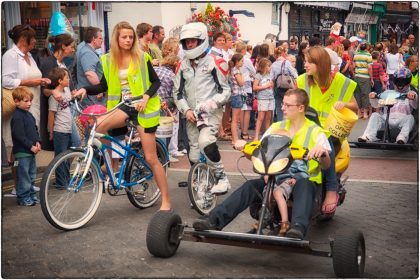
[277,2,291,42]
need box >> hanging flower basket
[188,3,240,41]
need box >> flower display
[188,3,240,40]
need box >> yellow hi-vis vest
[297,73,356,127]
[268,118,326,184]
[411,71,418,91]
[101,53,160,129]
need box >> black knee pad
[203,142,221,162]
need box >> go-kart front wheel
[146,210,182,258]
[332,229,366,278]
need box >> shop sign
[319,19,334,32]
[294,2,350,10]
[345,13,378,24]
[103,3,112,12]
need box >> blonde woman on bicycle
[74,21,171,211]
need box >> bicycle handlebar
[71,95,143,117]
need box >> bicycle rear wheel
[125,141,164,208]
[40,150,102,231]
[188,162,217,215]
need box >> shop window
[60,2,88,45]
[272,3,280,25]
[20,2,52,49]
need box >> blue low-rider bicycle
[40,97,169,231]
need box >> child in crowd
[10,87,41,206]
[228,53,245,145]
[47,68,73,188]
[371,51,387,95]
[264,129,309,235]
[253,58,274,141]
[287,55,297,69]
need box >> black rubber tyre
[125,140,166,208]
[332,230,366,278]
[146,211,182,258]
[187,162,217,215]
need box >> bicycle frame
[70,98,169,192]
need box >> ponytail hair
[228,53,243,70]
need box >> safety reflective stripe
[279,121,287,129]
[338,78,350,101]
[303,124,316,148]
[108,95,120,101]
[139,110,160,119]
[140,53,146,89]
[320,111,329,119]
[304,75,310,96]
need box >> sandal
[321,192,340,214]
[241,133,250,140]
[217,134,232,141]
[279,221,290,235]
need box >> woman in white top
[385,43,404,90]
[2,25,51,148]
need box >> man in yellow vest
[192,89,331,239]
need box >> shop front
[2,2,105,54]
[288,2,350,45]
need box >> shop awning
[294,2,351,10]
[345,13,378,24]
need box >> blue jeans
[15,155,37,203]
[322,137,338,192]
[53,132,72,187]
[274,87,286,122]
[372,80,383,95]
[209,177,316,236]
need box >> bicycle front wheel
[40,150,102,231]
[188,162,217,215]
[125,141,164,209]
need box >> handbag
[275,61,296,89]
[2,88,16,119]
[252,97,258,111]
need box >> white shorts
[257,99,275,111]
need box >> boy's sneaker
[210,175,231,194]
[17,197,36,206]
[31,196,40,204]
[32,185,40,192]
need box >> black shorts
[108,105,158,136]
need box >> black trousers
[209,177,317,235]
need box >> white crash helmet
[180,22,209,59]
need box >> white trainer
[32,185,40,192]
[210,176,231,194]
[171,151,185,157]
[169,155,179,163]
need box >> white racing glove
[197,99,218,114]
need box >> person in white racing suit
[173,22,232,194]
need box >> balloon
[79,105,107,128]
[48,11,75,37]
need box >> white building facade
[107,2,289,46]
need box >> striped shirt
[354,50,372,79]
[371,61,385,81]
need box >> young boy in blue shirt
[11,87,41,206]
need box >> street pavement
[1,117,418,278]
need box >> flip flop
[321,192,340,214]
